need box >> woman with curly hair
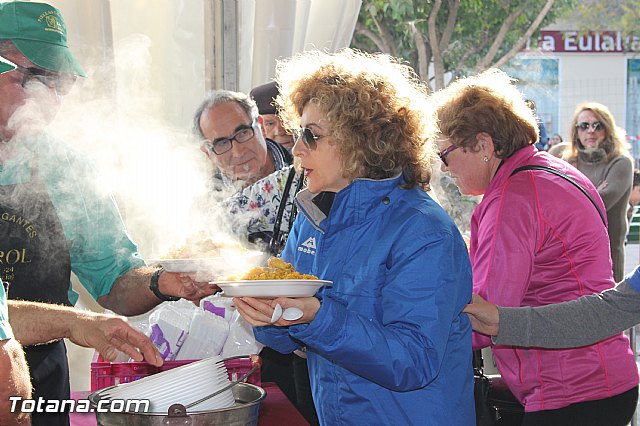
[434,69,638,426]
[234,48,474,425]
[562,102,633,282]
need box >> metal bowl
[89,382,266,426]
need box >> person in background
[548,139,569,158]
[549,132,562,148]
[561,102,633,282]
[464,265,640,349]
[199,90,304,254]
[193,90,292,191]
[235,48,474,425]
[0,4,216,425]
[192,90,316,422]
[250,81,295,150]
[526,99,549,151]
[627,169,640,221]
[433,68,638,425]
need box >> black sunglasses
[575,121,604,132]
[293,127,326,150]
[13,64,77,96]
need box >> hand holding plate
[269,297,320,326]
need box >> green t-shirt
[0,282,13,340]
[0,133,145,304]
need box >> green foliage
[353,0,578,86]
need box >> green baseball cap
[0,1,86,77]
[0,55,16,73]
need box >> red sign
[525,31,640,53]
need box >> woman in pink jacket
[433,69,639,426]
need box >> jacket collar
[485,145,537,194]
[296,173,405,232]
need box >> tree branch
[493,0,557,69]
[355,22,389,53]
[427,0,445,90]
[370,10,399,57]
[409,21,430,87]
[440,0,461,52]
[476,9,523,70]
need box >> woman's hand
[234,296,320,326]
[233,297,278,326]
[270,297,321,326]
[462,294,500,336]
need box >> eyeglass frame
[202,121,258,155]
[437,144,459,167]
[575,121,604,132]
[12,64,77,96]
[293,127,327,151]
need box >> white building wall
[557,53,628,136]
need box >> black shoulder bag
[474,165,606,426]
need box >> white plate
[148,251,264,274]
[212,279,332,298]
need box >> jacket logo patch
[298,237,316,255]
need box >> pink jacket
[472,145,639,412]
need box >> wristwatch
[149,267,181,302]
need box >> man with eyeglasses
[194,90,293,190]
[193,90,320,424]
[0,3,218,424]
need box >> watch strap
[149,267,180,302]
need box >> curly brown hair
[432,68,538,158]
[275,48,436,188]
[564,102,630,163]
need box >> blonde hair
[564,102,629,163]
[432,68,538,158]
[275,48,436,188]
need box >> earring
[483,155,489,163]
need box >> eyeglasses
[576,121,604,132]
[437,144,459,167]
[13,64,77,96]
[293,127,326,150]
[203,123,256,155]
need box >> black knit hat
[250,81,278,115]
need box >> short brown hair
[433,68,538,158]
[275,48,435,188]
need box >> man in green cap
[0,3,218,424]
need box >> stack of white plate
[99,355,235,413]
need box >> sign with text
[526,31,640,53]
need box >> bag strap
[510,165,606,225]
[269,168,298,255]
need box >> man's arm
[0,338,31,425]
[465,280,640,348]
[8,301,162,366]
[97,267,219,316]
[496,280,640,348]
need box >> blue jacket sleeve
[290,217,471,391]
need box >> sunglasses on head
[13,64,77,96]
[575,121,604,132]
[293,127,325,150]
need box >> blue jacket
[254,175,474,425]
